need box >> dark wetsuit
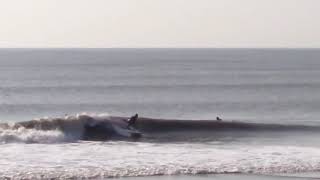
[128,114,138,127]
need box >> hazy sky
[0,0,319,48]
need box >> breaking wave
[0,127,66,144]
[1,112,320,144]
[0,113,111,144]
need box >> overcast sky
[0,0,319,48]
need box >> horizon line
[0,47,320,50]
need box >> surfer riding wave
[1,113,320,143]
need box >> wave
[0,127,66,144]
[1,113,320,143]
[0,113,142,143]
[0,113,109,143]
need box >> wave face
[1,114,320,144]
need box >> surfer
[127,113,138,128]
[216,116,222,121]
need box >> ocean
[0,48,320,179]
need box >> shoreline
[120,173,320,180]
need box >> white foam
[34,112,111,122]
[0,127,68,144]
[75,112,110,119]
[1,143,320,179]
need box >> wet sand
[121,174,319,180]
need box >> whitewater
[1,48,320,179]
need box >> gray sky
[0,0,319,48]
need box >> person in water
[216,116,222,121]
[127,113,138,127]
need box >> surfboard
[112,125,142,138]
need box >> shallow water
[0,48,320,179]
